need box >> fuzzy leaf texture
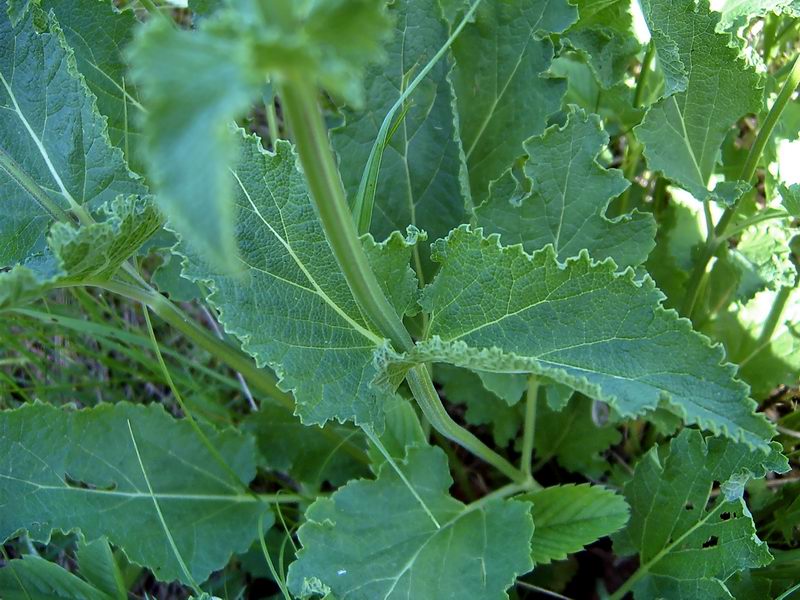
[332,0,466,275]
[0,5,145,267]
[524,483,630,565]
[178,134,420,428]
[475,109,656,268]
[635,0,763,201]
[0,402,270,585]
[450,0,577,202]
[287,446,534,599]
[404,227,775,449]
[0,195,163,309]
[612,429,790,599]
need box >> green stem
[756,285,793,348]
[520,376,538,477]
[352,0,485,235]
[681,55,800,318]
[617,41,655,215]
[0,147,72,224]
[265,95,280,146]
[279,78,414,352]
[407,366,531,485]
[280,77,536,484]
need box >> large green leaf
[524,483,630,565]
[0,402,270,585]
[0,6,145,267]
[287,446,534,599]
[451,0,577,202]
[41,0,144,172]
[475,109,655,268]
[178,134,420,428]
[401,227,775,449]
[612,429,789,599]
[635,0,763,201]
[332,0,466,277]
[0,195,163,309]
[0,556,112,600]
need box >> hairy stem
[681,55,800,318]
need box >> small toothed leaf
[525,483,630,565]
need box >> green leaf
[451,0,577,202]
[40,0,144,172]
[612,429,789,600]
[332,0,466,276]
[407,227,775,449]
[243,401,368,487]
[178,134,420,428]
[129,16,262,272]
[635,0,763,201]
[475,109,656,268]
[77,538,127,600]
[0,556,111,600]
[524,483,630,565]
[287,446,534,599]
[0,402,270,585]
[0,195,163,309]
[535,394,622,477]
[0,6,145,267]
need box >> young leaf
[0,402,270,585]
[129,16,262,272]
[177,134,420,428]
[0,6,145,267]
[332,0,466,274]
[635,0,763,201]
[77,538,127,600]
[40,0,144,172]
[286,446,534,599]
[475,109,656,268]
[714,0,800,31]
[450,0,577,202]
[524,483,630,565]
[612,429,790,599]
[0,196,163,309]
[408,227,775,449]
[0,555,111,600]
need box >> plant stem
[265,95,280,146]
[756,285,793,348]
[407,366,531,485]
[280,77,538,484]
[617,41,655,215]
[681,55,800,318]
[520,376,538,477]
[279,78,414,353]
